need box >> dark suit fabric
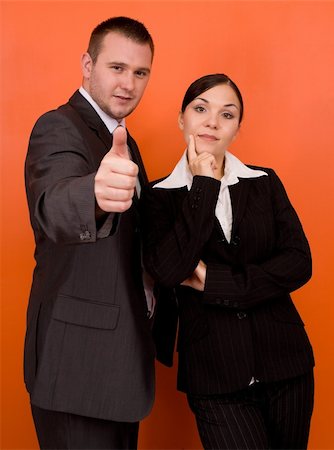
[31,404,139,449]
[141,171,314,396]
[24,91,155,423]
[187,371,314,450]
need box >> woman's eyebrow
[224,103,239,110]
[194,97,209,103]
[194,97,239,110]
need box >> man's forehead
[101,32,151,52]
[98,33,152,66]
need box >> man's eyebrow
[107,61,126,66]
[136,67,151,74]
[107,61,151,73]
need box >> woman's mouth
[198,134,218,141]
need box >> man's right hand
[95,126,139,212]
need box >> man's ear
[81,52,93,78]
[178,112,184,130]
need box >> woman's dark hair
[88,16,154,63]
[181,73,244,124]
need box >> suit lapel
[229,178,251,238]
[127,131,148,187]
[68,90,147,212]
[68,91,112,150]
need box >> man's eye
[135,71,147,78]
[111,66,123,72]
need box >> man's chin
[107,106,135,121]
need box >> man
[24,17,155,449]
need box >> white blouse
[153,150,268,243]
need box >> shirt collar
[79,86,125,134]
[153,150,268,189]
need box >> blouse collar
[153,150,267,190]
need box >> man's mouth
[114,94,133,101]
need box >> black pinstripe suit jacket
[24,91,155,421]
[142,170,314,395]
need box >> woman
[142,74,314,449]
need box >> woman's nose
[205,115,219,129]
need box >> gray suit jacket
[24,91,155,422]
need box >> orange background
[1,1,334,449]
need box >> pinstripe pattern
[142,167,315,447]
[31,405,139,449]
[24,91,155,422]
[142,170,314,394]
[187,372,314,450]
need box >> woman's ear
[178,112,184,130]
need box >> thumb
[110,126,129,159]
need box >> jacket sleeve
[25,110,112,244]
[143,170,312,310]
[142,175,221,287]
[203,169,312,309]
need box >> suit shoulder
[32,101,73,128]
[245,164,274,174]
[244,165,280,182]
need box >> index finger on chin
[187,135,197,162]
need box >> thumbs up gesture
[95,126,139,212]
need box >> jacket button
[223,299,230,306]
[237,312,247,319]
[79,230,91,240]
[231,236,240,246]
[215,298,222,304]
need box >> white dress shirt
[79,86,125,132]
[79,87,154,315]
[154,149,268,383]
[153,150,268,243]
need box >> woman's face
[178,83,241,159]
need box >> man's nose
[120,72,135,91]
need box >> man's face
[82,31,152,121]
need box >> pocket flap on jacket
[53,294,120,330]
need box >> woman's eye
[223,112,233,119]
[194,106,206,112]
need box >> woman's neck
[214,154,225,180]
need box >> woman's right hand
[187,135,217,178]
[181,260,207,291]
